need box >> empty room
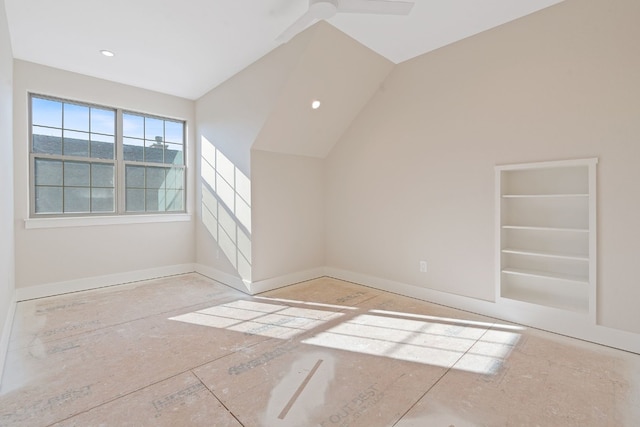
[1,0,639,425]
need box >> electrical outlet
[419,260,428,273]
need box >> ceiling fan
[277,0,415,43]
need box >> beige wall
[13,61,196,289]
[195,23,389,284]
[253,22,394,158]
[194,29,315,283]
[6,0,639,347]
[251,150,325,281]
[326,0,640,333]
[0,0,15,350]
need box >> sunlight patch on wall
[201,136,252,281]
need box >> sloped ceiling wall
[196,25,317,178]
[195,22,317,285]
[249,22,394,282]
[324,0,640,334]
[252,21,393,158]
[196,21,392,284]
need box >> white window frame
[28,94,187,223]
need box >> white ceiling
[4,0,564,100]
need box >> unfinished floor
[0,274,639,426]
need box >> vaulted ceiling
[4,0,564,100]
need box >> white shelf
[502,248,588,262]
[501,288,588,314]
[502,225,589,233]
[495,158,597,321]
[502,194,588,198]
[502,268,588,284]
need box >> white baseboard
[248,267,326,294]
[325,267,496,313]
[325,267,640,355]
[194,264,326,295]
[0,291,17,387]
[15,264,196,301]
[9,264,639,355]
[194,264,249,293]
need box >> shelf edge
[502,248,589,261]
[502,268,589,284]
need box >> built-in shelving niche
[495,158,597,321]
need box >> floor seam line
[192,369,245,426]
[392,324,494,426]
[44,338,273,425]
[42,369,196,427]
[186,337,280,373]
[13,291,243,352]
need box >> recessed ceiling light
[311,100,321,109]
[100,50,115,57]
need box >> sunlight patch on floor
[170,299,522,375]
[170,300,344,340]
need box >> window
[30,94,186,216]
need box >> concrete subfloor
[1,273,639,426]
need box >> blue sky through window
[32,96,115,136]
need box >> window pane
[33,126,62,155]
[146,167,166,190]
[146,189,165,212]
[64,103,89,132]
[32,97,62,128]
[126,189,145,212]
[90,108,115,135]
[166,189,184,211]
[165,168,184,190]
[145,117,163,140]
[90,134,115,159]
[145,141,164,163]
[64,187,90,212]
[63,130,90,157]
[164,143,183,165]
[92,164,114,188]
[35,159,63,186]
[91,188,114,212]
[123,113,144,138]
[31,98,187,217]
[123,137,144,161]
[35,186,63,213]
[164,121,183,143]
[64,162,91,187]
[126,166,145,188]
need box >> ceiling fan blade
[337,0,414,15]
[276,10,319,43]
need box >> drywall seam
[15,264,196,301]
[0,292,17,388]
[325,267,640,355]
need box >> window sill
[25,213,192,229]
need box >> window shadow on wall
[200,136,252,282]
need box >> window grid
[122,110,185,213]
[30,94,186,217]
[33,158,116,214]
